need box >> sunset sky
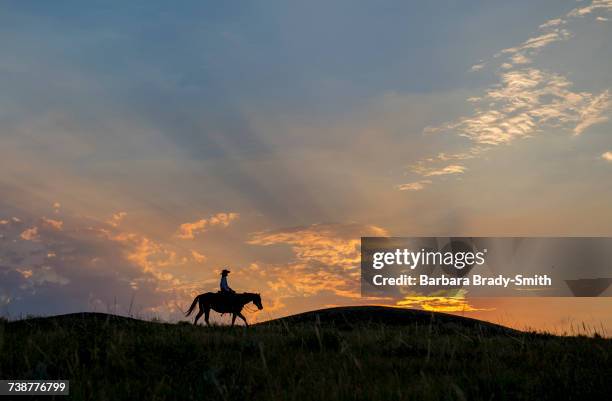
[1,0,611,334]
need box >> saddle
[215,291,238,316]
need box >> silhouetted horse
[185,292,263,327]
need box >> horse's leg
[204,307,211,326]
[194,307,203,326]
[236,312,249,328]
[231,313,237,327]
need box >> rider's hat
[221,268,231,275]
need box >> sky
[1,0,611,334]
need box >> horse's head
[251,293,263,310]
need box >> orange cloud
[249,223,387,270]
[177,212,239,239]
[191,250,207,263]
[109,232,180,282]
[396,180,432,191]
[411,163,467,177]
[396,296,494,312]
[17,265,69,286]
[248,223,388,299]
[20,227,39,241]
[107,212,127,227]
[42,217,63,230]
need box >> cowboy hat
[221,269,231,275]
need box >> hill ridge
[256,305,516,334]
[5,306,516,335]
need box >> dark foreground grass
[1,309,611,401]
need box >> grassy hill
[257,305,517,333]
[1,307,611,400]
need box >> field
[1,306,611,401]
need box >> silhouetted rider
[220,269,235,294]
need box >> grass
[1,308,611,401]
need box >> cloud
[16,265,70,287]
[42,217,63,230]
[395,180,432,191]
[470,63,485,72]
[20,227,39,241]
[574,90,611,135]
[602,151,612,161]
[248,223,388,298]
[20,217,64,240]
[105,230,185,282]
[249,223,386,269]
[424,48,608,157]
[442,68,585,145]
[568,0,612,17]
[510,53,531,65]
[434,148,487,161]
[0,207,212,319]
[107,212,127,228]
[424,164,467,176]
[539,18,566,29]
[396,294,493,312]
[427,65,609,150]
[191,250,207,263]
[414,164,467,177]
[499,29,571,56]
[412,1,612,190]
[177,212,239,240]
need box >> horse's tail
[185,295,200,317]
